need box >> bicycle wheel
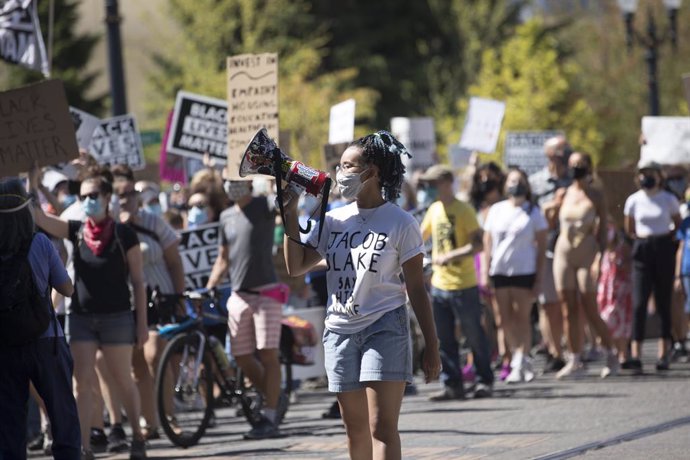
[156,331,214,448]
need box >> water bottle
[208,336,232,378]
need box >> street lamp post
[617,0,683,116]
[105,0,127,116]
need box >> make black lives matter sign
[88,114,145,171]
[0,79,78,177]
[178,223,228,290]
[167,91,228,164]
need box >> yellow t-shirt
[420,199,479,291]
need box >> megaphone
[239,128,331,246]
[240,128,329,197]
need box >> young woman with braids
[283,131,441,460]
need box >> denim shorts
[323,305,412,392]
[66,311,135,345]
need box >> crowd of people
[1,130,689,460]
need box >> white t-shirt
[306,202,424,334]
[624,190,680,238]
[483,200,548,276]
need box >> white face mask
[336,167,369,201]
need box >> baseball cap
[419,165,454,182]
[637,159,662,172]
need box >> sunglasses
[118,189,138,199]
[79,192,100,201]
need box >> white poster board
[69,107,100,150]
[88,114,145,170]
[390,117,436,171]
[178,223,226,290]
[640,117,690,165]
[329,99,356,145]
[459,97,505,153]
[504,131,563,176]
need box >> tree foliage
[0,0,106,115]
[456,18,604,165]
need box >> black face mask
[640,175,657,190]
[507,183,528,198]
[569,166,588,180]
[478,179,498,194]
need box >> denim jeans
[0,338,81,460]
[432,286,494,387]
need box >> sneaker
[243,415,281,440]
[27,432,45,451]
[129,437,147,460]
[321,401,341,419]
[275,392,289,425]
[474,382,493,399]
[81,449,95,460]
[601,352,619,378]
[523,358,535,382]
[107,423,129,453]
[505,365,523,384]
[498,364,512,381]
[462,364,476,383]
[655,356,670,371]
[542,355,566,374]
[90,428,108,454]
[404,382,418,396]
[621,358,643,374]
[43,439,53,456]
[670,342,689,363]
[429,385,465,401]
[555,358,585,380]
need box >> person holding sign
[283,131,441,460]
[29,169,149,460]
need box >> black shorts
[490,274,536,290]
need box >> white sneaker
[505,364,523,383]
[522,358,535,383]
[555,358,585,380]
[601,351,619,378]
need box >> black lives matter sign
[504,131,563,176]
[167,91,228,164]
[89,114,145,171]
[178,223,228,290]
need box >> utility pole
[105,0,127,116]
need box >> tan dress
[553,198,599,293]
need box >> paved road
[31,346,690,459]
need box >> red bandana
[83,217,115,256]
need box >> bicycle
[153,288,292,448]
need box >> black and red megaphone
[239,128,331,244]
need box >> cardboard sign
[69,106,100,149]
[167,91,228,164]
[178,223,226,290]
[459,97,506,153]
[226,53,279,178]
[0,79,79,177]
[504,131,564,176]
[329,99,356,145]
[640,116,690,165]
[88,114,145,171]
[683,73,690,114]
[391,117,436,171]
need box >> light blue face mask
[144,203,162,216]
[187,206,208,226]
[82,197,103,218]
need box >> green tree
[456,18,604,165]
[148,0,377,169]
[0,0,106,115]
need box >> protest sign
[391,117,436,171]
[329,99,356,145]
[459,97,505,153]
[69,106,100,149]
[178,223,227,290]
[640,116,690,165]
[167,91,228,164]
[683,74,690,114]
[448,145,472,169]
[89,114,145,170]
[0,0,49,76]
[227,53,279,178]
[159,110,186,184]
[504,131,563,176]
[0,79,78,176]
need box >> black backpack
[0,235,52,346]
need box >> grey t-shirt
[219,196,277,290]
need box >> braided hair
[349,130,410,202]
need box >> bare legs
[338,381,406,460]
[234,348,281,410]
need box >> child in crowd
[597,220,633,364]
